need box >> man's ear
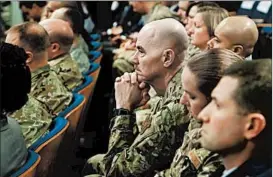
[231,45,244,57]
[25,51,33,64]
[51,43,60,53]
[244,113,266,140]
[162,49,175,68]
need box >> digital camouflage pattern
[135,88,161,131]
[184,39,202,64]
[155,118,224,177]
[79,35,90,55]
[85,68,191,177]
[10,95,52,148]
[112,49,135,76]
[30,64,72,117]
[49,53,83,91]
[70,37,91,73]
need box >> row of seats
[9,42,103,177]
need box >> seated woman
[183,2,224,61]
[190,6,228,51]
[155,49,244,176]
[0,42,29,176]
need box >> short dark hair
[7,22,50,53]
[186,1,219,17]
[186,48,244,99]
[224,59,272,130]
[224,59,272,161]
[19,1,47,9]
[0,42,31,118]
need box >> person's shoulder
[62,54,80,68]
[164,69,184,101]
[11,96,51,120]
[42,69,66,88]
[228,159,272,177]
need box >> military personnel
[112,49,135,75]
[50,7,90,73]
[190,6,228,51]
[184,6,228,64]
[183,2,221,63]
[10,95,52,147]
[113,1,179,75]
[184,2,220,36]
[79,34,90,55]
[83,18,190,177]
[155,49,244,177]
[207,16,259,59]
[5,22,72,116]
[39,18,84,91]
[197,59,272,176]
[41,1,90,54]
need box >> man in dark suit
[197,59,272,177]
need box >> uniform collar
[31,64,50,79]
[48,53,70,66]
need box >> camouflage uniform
[113,3,179,76]
[183,39,202,65]
[10,95,52,148]
[79,35,90,55]
[135,87,161,131]
[155,118,224,177]
[30,64,72,117]
[112,49,135,76]
[85,68,191,177]
[49,53,84,91]
[70,36,91,73]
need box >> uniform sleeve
[10,96,52,147]
[56,60,83,91]
[30,75,72,116]
[70,48,90,74]
[196,150,224,177]
[98,102,189,177]
[155,148,223,177]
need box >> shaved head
[133,18,188,92]
[209,16,258,57]
[39,18,73,52]
[138,18,188,62]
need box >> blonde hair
[197,6,229,37]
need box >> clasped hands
[115,72,150,111]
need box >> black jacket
[225,159,271,177]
